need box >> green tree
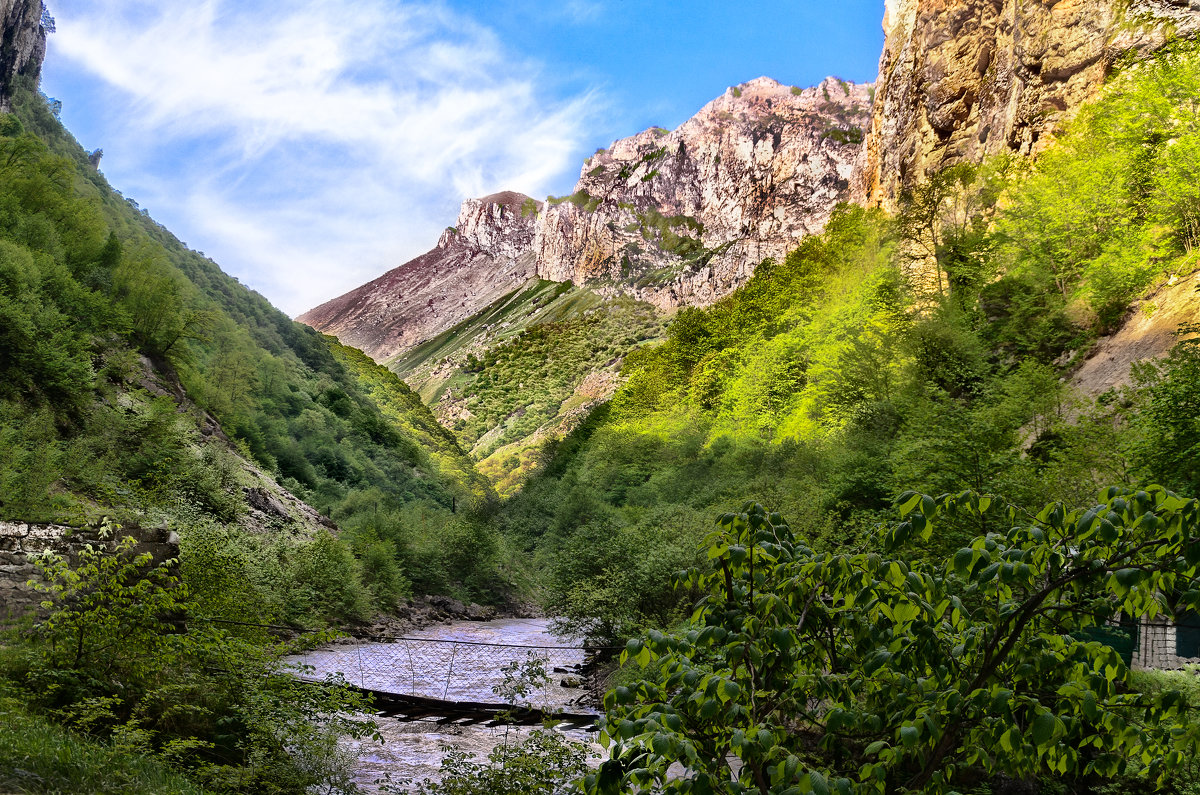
[1132,326,1200,494]
[897,162,1001,300]
[16,531,377,793]
[588,493,1200,794]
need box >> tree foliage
[9,532,376,793]
[589,492,1200,794]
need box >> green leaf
[1031,711,1056,746]
[1114,568,1143,588]
[900,725,919,748]
[892,601,920,624]
[651,733,671,754]
[720,680,741,701]
[897,491,920,516]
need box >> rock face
[0,0,47,111]
[0,522,179,621]
[303,77,872,360]
[532,76,872,309]
[299,191,540,362]
[855,0,1200,210]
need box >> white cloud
[44,0,602,316]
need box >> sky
[40,0,885,317]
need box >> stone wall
[0,521,179,622]
[1132,618,1200,671]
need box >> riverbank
[349,594,544,639]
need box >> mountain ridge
[300,74,872,362]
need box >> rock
[464,603,497,621]
[428,595,467,616]
[560,675,583,688]
[245,487,292,520]
[0,0,47,112]
[853,0,1200,212]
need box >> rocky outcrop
[533,76,872,309]
[299,191,540,362]
[855,0,1200,210]
[0,0,47,112]
[1069,270,1200,399]
[303,77,872,359]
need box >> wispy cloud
[45,0,602,315]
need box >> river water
[287,618,602,792]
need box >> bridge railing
[286,633,605,708]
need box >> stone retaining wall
[0,521,179,621]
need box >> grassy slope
[0,694,209,795]
[328,339,495,503]
[389,279,665,495]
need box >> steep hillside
[0,33,505,620]
[506,40,1200,648]
[854,0,1200,210]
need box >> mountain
[0,0,509,626]
[299,75,874,492]
[301,75,872,363]
[854,0,1200,209]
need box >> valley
[2,0,1200,793]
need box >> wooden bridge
[286,630,611,729]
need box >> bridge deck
[355,685,599,729]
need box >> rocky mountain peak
[304,75,874,357]
[442,191,540,260]
[297,189,540,361]
[532,74,873,308]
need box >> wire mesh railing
[285,633,603,707]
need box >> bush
[3,532,377,793]
[402,729,589,795]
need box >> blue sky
[41,1,884,316]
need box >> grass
[388,279,665,492]
[0,695,209,795]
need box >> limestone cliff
[533,76,872,310]
[303,76,872,359]
[0,0,46,111]
[855,0,1200,210]
[298,191,540,362]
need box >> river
[287,617,602,792]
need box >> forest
[1,26,1199,795]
